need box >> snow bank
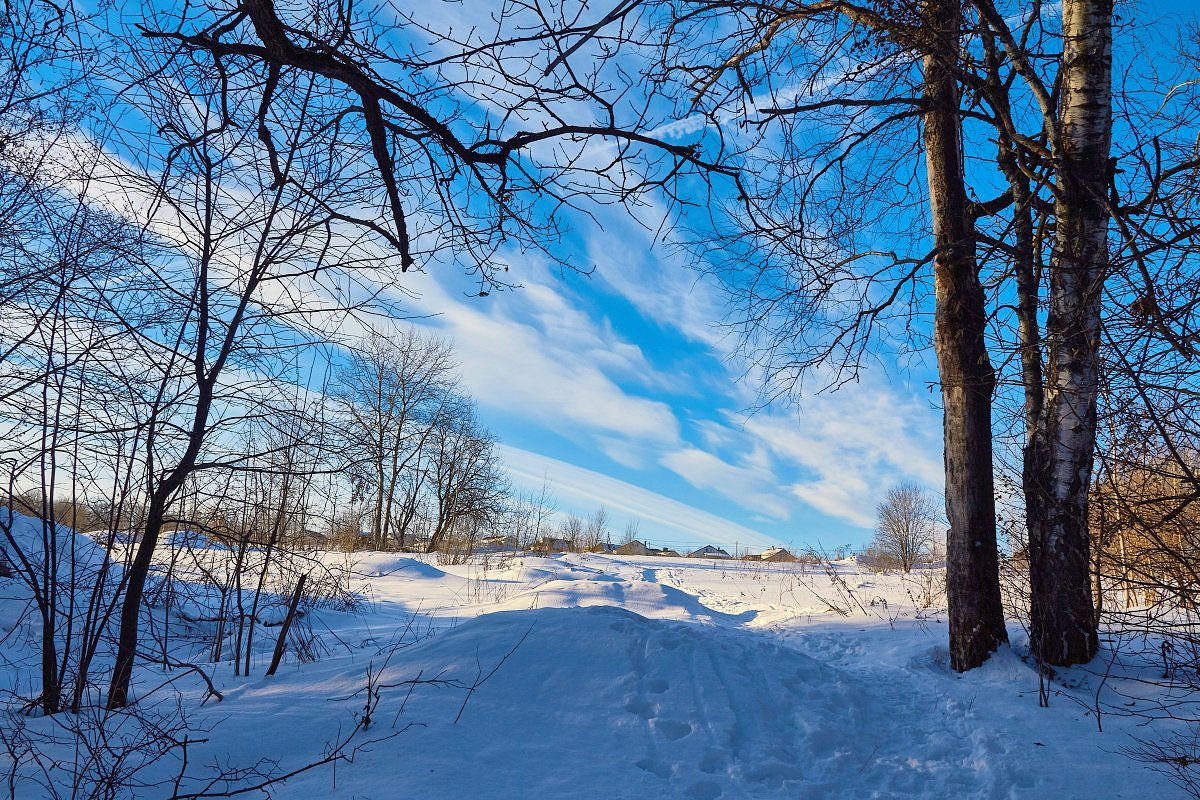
[0,533,1177,799]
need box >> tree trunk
[1027,0,1111,666]
[266,573,306,677]
[923,0,1008,671]
[39,604,60,715]
[108,398,210,708]
[107,496,168,709]
[373,431,386,548]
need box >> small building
[588,542,618,554]
[478,535,519,552]
[758,547,798,563]
[530,536,571,554]
[615,540,649,556]
[687,545,733,560]
[648,547,681,557]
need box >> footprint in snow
[624,697,655,719]
[699,748,731,775]
[652,719,693,741]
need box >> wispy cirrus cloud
[395,263,683,447]
[659,446,791,521]
[500,444,777,550]
[741,380,943,529]
[38,14,949,550]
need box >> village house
[744,547,798,563]
[529,536,571,554]
[615,540,648,556]
[478,535,520,552]
[687,545,733,560]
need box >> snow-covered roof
[687,545,732,558]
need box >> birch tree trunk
[1027,0,1111,666]
[923,0,1008,671]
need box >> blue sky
[80,0,1195,555]
[382,192,946,554]
[370,0,1198,554]
[338,1,946,554]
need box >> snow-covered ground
[0,521,1186,798]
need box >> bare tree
[1022,0,1110,665]
[506,480,558,550]
[621,519,641,546]
[655,0,1131,670]
[135,0,734,287]
[557,514,584,550]
[871,484,939,572]
[1073,12,1200,663]
[579,506,610,553]
[425,395,508,554]
[921,0,1009,670]
[963,0,1115,664]
[98,21,406,708]
[0,1,157,716]
[335,331,456,550]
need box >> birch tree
[1022,0,1111,665]
[967,0,1113,664]
[664,0,1126,669]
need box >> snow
[0,519,1184,798]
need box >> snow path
[0,535,1174,798]
[167,555,1168,798]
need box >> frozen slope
[176,600,1163,798]
[0,537,1176,798]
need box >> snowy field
[0,517,1185,798]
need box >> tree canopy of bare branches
[870,483,939,572]
[135,0,739,289]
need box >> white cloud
[444,305,679,444]
[500,445,778,550]
[583,207,734,356]
[740,379,943,529]
[790,475,876,529]
[659,446,791,521]
[41,66,944,546]
[380,265,683,448]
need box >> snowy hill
[0,532,1181,798]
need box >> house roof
[688,545,732,558]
